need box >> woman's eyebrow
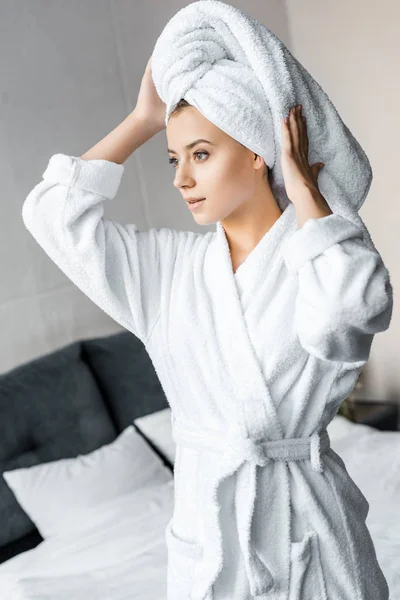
[167,139,216,154]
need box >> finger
[299,110,310,160]
[302,115,309,158]
[290,106,300,151]
[282,115,291,150]
[297,106,308,159]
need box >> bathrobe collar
[183,201,329,600]
[210,201,297,443]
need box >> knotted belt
[171,418,331,600]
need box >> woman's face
[166,106,266,225]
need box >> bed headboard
[0,330,169,563]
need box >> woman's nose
[174,171,194,189]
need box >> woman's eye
[168,151,209,167]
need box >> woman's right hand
[134,55,166,133]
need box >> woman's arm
[79,109,162,164]
[80,55,166,164]
[21,57,175,343]
[21,107,178,343]
[281,213,393,363]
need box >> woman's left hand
[281,104,325,204]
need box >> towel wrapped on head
[151,0,376,251]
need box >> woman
[22,55,393,600]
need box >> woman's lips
[187,198,206,211]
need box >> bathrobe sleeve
[281,213,393,363]
[21,153,177,344]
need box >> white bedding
[328,419,400,598]
[0,414,399,599]
[0,480,175,599]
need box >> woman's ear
[254,153,268,178]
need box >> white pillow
[134,408,176,466]
[327,413,375,442]
[2,425,172,539]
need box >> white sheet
[0,416,399,600]
[0,480,174,600]
[328,417,400,598]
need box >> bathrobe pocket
[289,530,328,600]
[165,517,203,600]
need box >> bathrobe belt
[171,419,331,600]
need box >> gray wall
[1,1,397,404]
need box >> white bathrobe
[22,154,393,600]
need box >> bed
[0,410,399,599]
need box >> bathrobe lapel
[206,201,297,443]
[189,202,299,599]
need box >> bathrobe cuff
[42,153,125,200]
[281,213,364,275]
